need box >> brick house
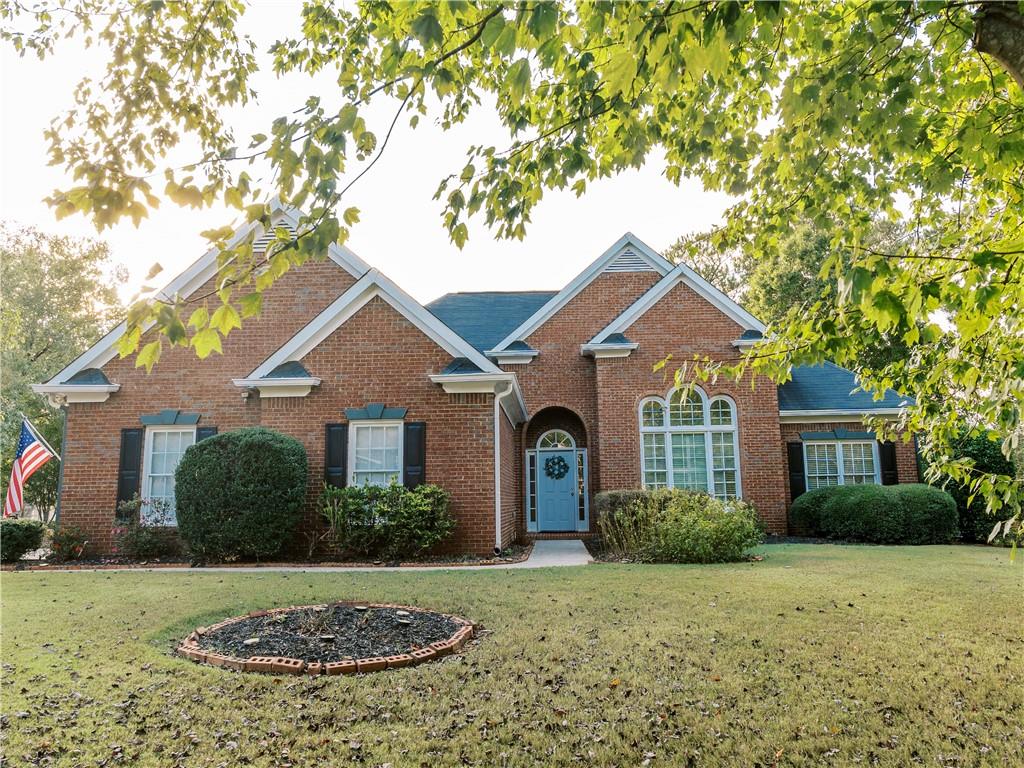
[34,203,915,556]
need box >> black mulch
[196,605,462,663]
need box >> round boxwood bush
[788,487,833,536]
[1,519,46,563]
[889,484,958,544]
[175,427,308,562]
[819,484,904,543]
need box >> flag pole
[17,412,61,463]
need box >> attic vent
[252,221,297,253]
[604,247,657,273]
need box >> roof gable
[246,269,500,378]
[487,233,673,353]
[589,260,766,343]
[42,200,371,386]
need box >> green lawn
[1,544,1021,767]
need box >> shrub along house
[34,202,917,556]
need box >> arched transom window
[537,429,575,449]
[638,388,740,499]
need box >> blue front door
[538,450,577,531]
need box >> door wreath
[544,455,570,480]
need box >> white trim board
[489,233,673,352]
[41,200,371,386]
[778,408,905,423]
[247,269,501,379]
[589,261,766,345]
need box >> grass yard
[1,544,1021,767]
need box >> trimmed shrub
[175,427,308,562]
[648,493,763,564]
[808,483,959,544]
[321,482,455,560]
[788,487,833,536]
[49,524,88,562]
[819,484,904,543]
[889,484,958,544]
[1,519,46,563]
[595,488,762,563]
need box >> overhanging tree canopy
[3,0,1021,513]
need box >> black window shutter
[878,441,899,485]
[787,442,806,501]
[196,426,218,442]
[325,424,348,488]
[116,428,144,505]
[403,422,426,489]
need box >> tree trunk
[974,2,1024,90]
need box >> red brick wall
[58,270,500,557]
[778,421,920,505]
[593,281,789,534]
[509,271,660,525]
[59,260,358,554]
[260,296,496,555]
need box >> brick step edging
[176,602,476,675]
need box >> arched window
[537,429,575,449]
[638,389,741,499]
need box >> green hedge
[788,487,832,536]
[595,489,762,563]
[819,484,904,543]
[791,483,958,544]
[175,428,308,562]
[1,519,46,563]
[320,482,454,560]
[945,434,1016,542]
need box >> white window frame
[536,429,576,450]
[802,440,881,488]
[140,425,197,526]
[347,420,404,487]
[637,387,742,499]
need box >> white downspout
[493,382,514,554]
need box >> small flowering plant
[50,525,88,562]
[113,494,179,560]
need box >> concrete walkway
[21,540,593,574]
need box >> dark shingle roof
[778,362,909,412]
[62,367,111,385]
[599,332,632,344]
[426,291,558,352]
[265,361,312,378]
[442,357,484,375]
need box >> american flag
[4,421,55,518]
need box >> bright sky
[0,1,732,305]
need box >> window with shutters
[348,421,403,487]
[638,388,741,499]
[803,441,880,488]
[141,426,196,524]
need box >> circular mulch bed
[176,602,475,675]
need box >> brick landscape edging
[175,602,476,675]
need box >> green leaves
[190,328,222,359]
[411,9,443,48]
[210,303,241,335]
[505,58,531,105]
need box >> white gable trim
[589,262,766,344]
[41,201,371,386]
[246,269,501,379]
[489,233,673,353]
